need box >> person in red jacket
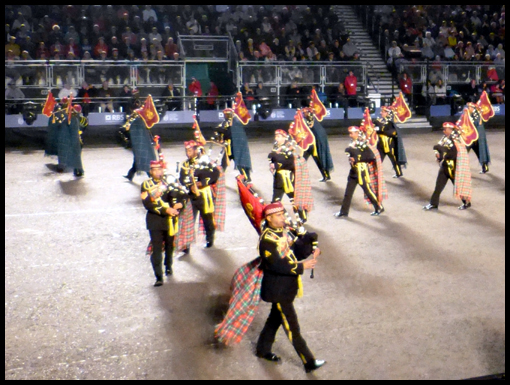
[399,72,413,106]
[189,77,203,97]
[206,81,219,110]
[344,70,358,107]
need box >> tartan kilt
[175,199,195,250]
[294,157,314,211]
[215,257,263,346]
[365,145,388,205]
[57,117,84,170]
[45,119,60,156]
[454,142,472,201]
[130,118,157,174]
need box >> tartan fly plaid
[366,145,388,205]
[176,200,195,251]
[294,156,314,212]
[215,257,263,346]
[453,141,472,202]
[200,167,226,235]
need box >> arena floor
[5,130,505,380]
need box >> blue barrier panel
[430,105,452,117]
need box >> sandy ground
[5,130,505,380]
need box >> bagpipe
[117,111,140,149]
[236,175,319,278]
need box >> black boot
[124,168,135,181]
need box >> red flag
[135,95,160,128]
[310,89,327,122]
[391,92,412,123]
[289,109,316,152]
[192,115,207,145]
[233,92,251,125]
[42,92,56,117]
[236,175,266,235]
[360,107,378,146]
[456,109,479,146]
[477,91,495,122]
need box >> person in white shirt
[58,82,78,100]
[142,5,158,23]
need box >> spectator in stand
[241,82,256,109]
[255,81,270,101]
[58,82,78,100]
[344,70,358,107]
[286,81,303,108]
[109,36,122,57]
[188,77,203,98]
[162,83,181,111]
[421,79,436,106]
[306,41,318,60]
[434,79,448,105]
[494,43,505,60]
[97,80,115,113]
[342,38,358,59]
[164,37,179,62]
[387,40,402,68]
[206,81,219,110]
[118,84,133,113]
[139,38,149,59]
[421,31,436,60]
[284,40,297,61]
[331,39,342,60]
[259,39,272,58]
[65,37,80,58]
[464,79,481,103]
[142,5,158,23]
[94,37,109,59]
[5,81,25,114]
[443,43,455,59]
[35,41,50,60]
[330,82,349,110]
[76,81,95,117]
[5,36,21,58]
[49,24,64,46]
[399,72,413,105]
[491,79,505,104]
[149,27,162,45]
[64,25,80,45]
[271,38,284,60]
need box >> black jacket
[374,117,397,137]
[141,177,188,230]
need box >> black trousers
[303,148,329,179]
[127,160,150,179]
[149,230,175,279]
[377,136,402,177]
[256,302,315,366]
[340,170,380,215]
[430,164,455,207]
[191,201,215,244]
[468,141,489,171]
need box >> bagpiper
[334,126,384,218]
[374,106,407,178]
[44,96,86,177]
[215,108,253,181]
[141,160,188,286]
[423,122,472,211]
[178,140,221,251]
[268,129,313,224]
[302,107,334,182]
